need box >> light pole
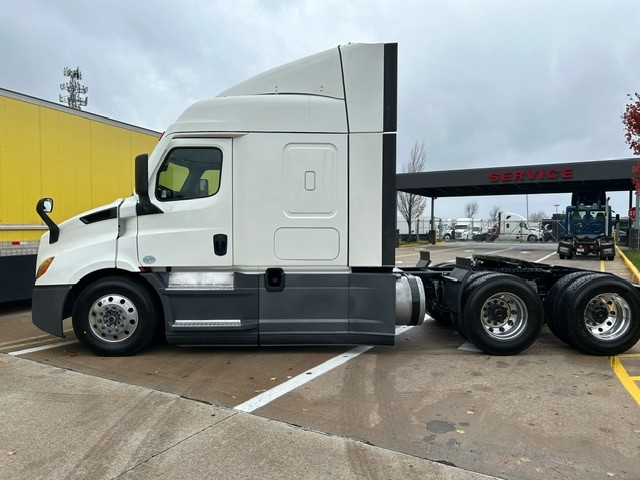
[554,204,559,214]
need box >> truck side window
[156,147,222,201]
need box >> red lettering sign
[488,167,574,183]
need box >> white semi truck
[497,212,544,242]
[32,43,640,357]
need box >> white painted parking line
[7,340,79,356]
[0,329,75,348]
[235,325,416,413]
[485,247,514,255]
[535,252,557,263]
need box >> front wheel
[460,273,543,355]
[72,276,159,356]
[527,235,538,242]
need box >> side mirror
[40,198,53,213]
[197,178,209,197]
[36,197,59,244]
[135,154,162,216]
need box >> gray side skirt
[144,271,396,347]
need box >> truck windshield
[571,209,605,222]
[569,209,606,235]
[156,147,222,201]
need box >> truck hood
[37,199,124,264]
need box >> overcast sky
[2,0,639,221]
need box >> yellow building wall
[0,96,160,241]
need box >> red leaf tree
[623,93,640,193]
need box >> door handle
[213,234,227,256]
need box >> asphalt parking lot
[1,242,639,479]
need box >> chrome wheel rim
[480,292,528,340]
[88,294,138,343]
[583,293,631,341]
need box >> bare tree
[529,211,547,223]
[488,205,501,223]
[398,141,427,241]
[465,200,479,218]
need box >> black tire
[561,274,640,355]
[558,253,566,260]
[72,276,159,356]
[460,273,543,355]
[527,234,537,243]
[543,271,594,346]
[424,265,455,327]
[456,272,510,343]
[426,307,453,327]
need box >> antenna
[59,67,88,110]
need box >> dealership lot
[1,242,639,479]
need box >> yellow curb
[616,246,640,284]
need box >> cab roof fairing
[164,43,392,136]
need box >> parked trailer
[0,88,160,302]
[31,43,640,357]
[0,242,38,303]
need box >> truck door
[137,138,233,268]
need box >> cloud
[1,0,639,219]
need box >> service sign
[488,168,574,183]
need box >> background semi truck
[496,212,543,242]
[31,43,640,357]
[0,88,160,302]
[557,192,617,260]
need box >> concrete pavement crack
[111,410,240,479]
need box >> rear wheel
[543,271,594,346]
[72,276,159,356]
[426,306,453,327]
[561,274,640,355]
[453,272,502,340]
[460,273,543,355]
[424,263,455,327]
